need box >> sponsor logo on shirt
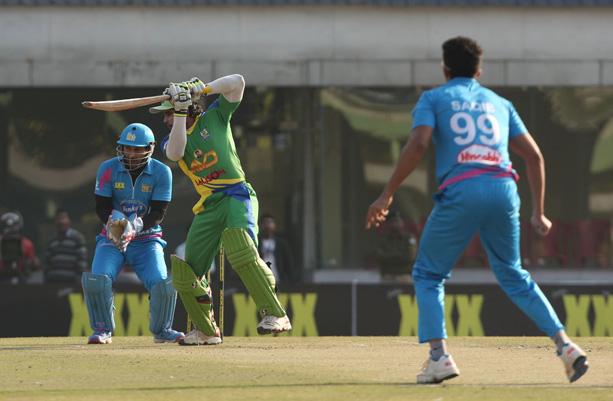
[114,182,125,190]
[190,150,219,173]
[195,169,226,186]
[141,184,152,193]
[120,199,147,217]
[200,128,210,141]
[457,144,502,165]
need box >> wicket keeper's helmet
[116,123,156,171]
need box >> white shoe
[87,331,112,345]
[257,315,292,335]
[416,354,460,384]
[559,342,589,383]
[178,329,222,346]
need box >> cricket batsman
[83,123,185,344]
[365,37,589,384]
[150,74,292,345]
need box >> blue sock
[430,347,445,361]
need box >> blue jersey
[412,77,527,188]
[94,157,172,238]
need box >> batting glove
[183,77,208,102]
[165,82,192,113]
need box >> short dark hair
[55,208,69,218]
[442,36,483,78]
[259,213,274,224]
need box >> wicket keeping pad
[81,272,115,332]
[171,255,219,336]
[149,277,178,335]
[221,228,285,317]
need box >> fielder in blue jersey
[82,123,184,345]
[366,37,588,384]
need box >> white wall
[1,6,612,87]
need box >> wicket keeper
[151,74,292,345]
[83,123,184,344]
[366,37,589,384]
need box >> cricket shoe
[87,331,112,345]
[559,342,589,383]
[416,354,460,384]
[153,329,186,344]
[178,329,222,346]
[257,314,292,335]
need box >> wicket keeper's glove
[165,83,192,114]
[118,214,143,252]
[105,210,127,250]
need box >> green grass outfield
[0,337,611,401]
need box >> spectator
[0,211,39,284]
[44,209,88,283]
[375,210,417,278]
[257,213,298,284]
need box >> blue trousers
[91,235,168,291]
[412,178,563,342]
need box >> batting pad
[171,255,218,336]
[221,228,285,317]
[81,272,115,332]
[149,278,178,335]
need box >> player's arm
[95,195,113,224]
[187,74,245,103]
[165,83,191,161]
[205,74,245,103]
[142,166,172,231]
[185,75,245,124]
[365,126,432,229]
[510,133,551,236]
[141,200,170,231]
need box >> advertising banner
[1,283,611,337]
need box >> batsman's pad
[81,272,115,332]
[171,255,218,336]
[221,228,285,317]
[149,277,178,335]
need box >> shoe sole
[417,373,459,384]
[569,356,589,383]
[257,326,292,335]
[87,338,112,345]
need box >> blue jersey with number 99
[412,77,527,188]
